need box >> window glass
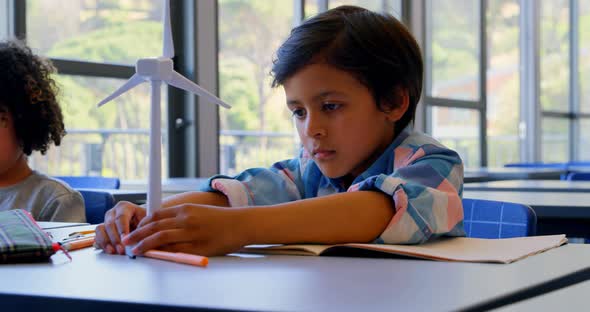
[580,1,590,113]
[430,107,480,168]
[26,0,163,64]
[0,0,8,40]
[329,0,382,12]
[539,0,569,112]
[218,0,297,175]
[305,1,319,19]
[486,0,520,166]
[28,75,169,180]
[579,118,590,159]
[329,0,402,18]
[427,0,479,101]
[541,117,569,162]
[385,0,402,18]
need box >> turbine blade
[97,74,145,107]
[162,0,175,58]
[167,71,231,109]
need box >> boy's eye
[291,108,306,119]
[322,103,340,111]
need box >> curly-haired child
[0,40,85,222]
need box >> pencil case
[0,209,62,263]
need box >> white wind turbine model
[98,0,231,219]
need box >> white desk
[122,178,208,196]
[1,232,590,312]
[86,178,207,205]
[464,179,590,193]
[464,168,566,183]
[495,280,590,311]
[37,221,90,230]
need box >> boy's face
[0,109,24,175]
[284,63,406,180]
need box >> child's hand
[95,201,147,255]
[122,204,248,257]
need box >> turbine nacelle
[136,57,174,80]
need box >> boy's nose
[304,114,327,138]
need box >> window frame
[422,0,588,166]
[422,0,488,167]
[0,0,10,38]
[9,0,207,178]
[7,0,410,179]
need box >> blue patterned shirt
[200,126,465,244]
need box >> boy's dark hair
[0,40,65,155]
[271,6,423,134]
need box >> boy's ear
[383,88,410,122]
[0,113,7,128]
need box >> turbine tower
[97,0,231,217]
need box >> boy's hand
[95,201,147,255]
[122,204,248,257]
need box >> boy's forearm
[163,191,229,208]
[240,191,395,245]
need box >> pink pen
[143,250,209,267]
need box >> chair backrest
[78,190,115,224]
[564,172,590,181]
[55,176,120,189]
[462,198,537,239]
[504,162,567,169]
[567,161,590,167]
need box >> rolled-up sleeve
[199,158,305,207]
[352,144,465,244]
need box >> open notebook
[240,235,568,264]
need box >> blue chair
[78,190,115,224]
[462,198,536,238]
[564,172,590,181]
[567,161,590,167]
[504,162,567,169]
[55,176,120,189]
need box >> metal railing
[29,129,297,179]
[29,129,576,179]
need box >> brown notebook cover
[240,235,568,264]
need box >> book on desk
[241,234,568,264]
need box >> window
[24,0,167,180]
[428,0,479,101]
[218,0,404,175]
[424,0,588,166]
[9,1,409,180]
[425,0,482,168]
[30,76,168,179]
[542,117,569,162]
[27,0,164,65]
[329,0,383,12]
[577,1,590,159]
[430,107,481,166]
[329,0,401,16]
[218,0,296,175]
[539,0,569,162]
[486,0,520,166]
[0,0,8,39]
[305,1,320,19]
